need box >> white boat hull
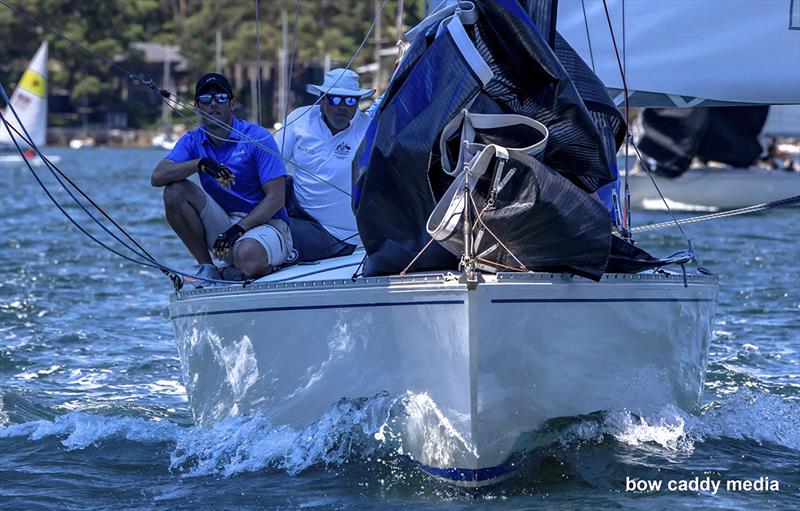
[169,257,717,486]
[624,167,800,211]
[0,152,61,166]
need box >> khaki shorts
[200,193,293,267]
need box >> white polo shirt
[277,105,371,244]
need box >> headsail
[353,0,677,280]
[557,0,800,107]
[1,42,49,148]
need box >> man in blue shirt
[151,73,291,285]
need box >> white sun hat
[305,68,376,98]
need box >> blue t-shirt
[166,118,289,223]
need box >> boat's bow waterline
[169,252,718,486]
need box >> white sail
[557,0,800,107]
[763,105,800,137]
[1,41,49,148]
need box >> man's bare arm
[151,158,201,187]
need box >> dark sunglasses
[196,92,231,105]
[326,95,358,107]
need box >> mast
[215,30,222,74]
[278,9,288,125]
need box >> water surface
[1,148,798,509]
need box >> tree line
[0,0,423,128]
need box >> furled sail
[0,42,49,148]
[354,0,671,279]
[557,0,800,107]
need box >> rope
[0,0,390,200]
[255,0,262,126]
[580,0,595,72]
[0,0,170,99]
[600,0,694,249]
[159,95,352,197]
[0,88,246,288]
[468,193,529,271]
[631,195,800,234]
[280,0,301,151]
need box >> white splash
[0,393,7,428]
[394,392,478,466]
[544,389,800,454]
[14,364,61,381]
[0,389,795,481]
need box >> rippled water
[1,148,798,510]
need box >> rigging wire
[150,0,388,197]
[1,108,159,270]
[255,0,262,126]
[0,1,391,286]
[631,195,800,234]
[0,89,250,288]
[158,94,352,197]
[0,86,158,266]
[579,0,595,72]
[280,0,301,155]
[1,119,157,265]
[600,0,692,247]
[0,0,390,200]
[0,0,170,99]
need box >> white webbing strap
[427,144,498,241]
[439,110,549,176]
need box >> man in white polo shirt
[277,68,376,262]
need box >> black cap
[195,73,233,97]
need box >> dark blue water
[1,148,798,510]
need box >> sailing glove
[213,224,246,259]
[197,157,235,188]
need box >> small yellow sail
[17,69,46,98]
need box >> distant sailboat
[0,41,61,165]
[621,106,800,212]
[556,0,800,212]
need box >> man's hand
[198,157,235,188]
[213,224,246,259]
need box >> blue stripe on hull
[417,461,515,486]
[170,299,465,320]
[492,298,714,303]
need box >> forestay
[557,0,800,107]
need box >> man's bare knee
[163,181,203,210]
[234,239,271,278]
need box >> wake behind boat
[166,0,734,486]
